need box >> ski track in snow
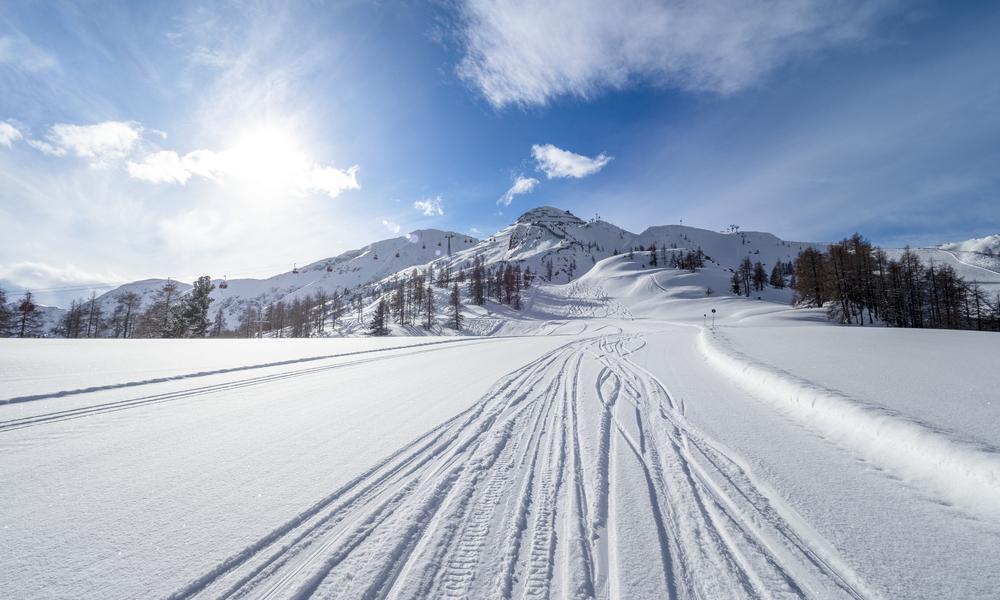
[164,333,872,600]
[0,338,496,406]
[0,339,507,433]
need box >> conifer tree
[424,284,435,329]
[449,283,462,330]
[211,307,225,337]
[769,263,786,288]
[180,275,215,337]
[368,296,389,336]
[752,261,768,292]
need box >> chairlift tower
[444,233,456,256]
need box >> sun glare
[224,125,310,189]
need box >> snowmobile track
[165,334,874,600]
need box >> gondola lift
[326,263,333,273]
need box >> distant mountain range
[7,206,1000,333]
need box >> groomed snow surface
[3,255,1000,599]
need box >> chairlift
[292,263,299,275]
[373,252,379,260]
[326,263,333,273]
[395,251,400,258]
[219,276,228,289]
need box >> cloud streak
[0,33,59,73]
[455,0,895,108]
[498,174,538,206]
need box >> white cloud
[0,260,124,289]
[0,34,59,73]
[0,260,126,307]
[0,121,23,148]
[414,196,445,216]
[306,164,361,198]
[531,144,611,179]
[27,138,66,157]
[382,219,401,234]
[127,151,192,184]
[498,174,539,206]
[455,0,895,107]
[126,147,361,199]
[32,121,143,166]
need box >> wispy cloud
[381,219,401,234]
[455,0,896,108]
[30,121,143,166]
[0,33,59,73]
[414,196,444,216]
[0,121,23,148]
[498,174,539,206]
[532,144,611,179]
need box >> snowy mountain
[394,206,817,289]
[921,234,1000,284]
[940,233,1000,255]
[21,206,999,336]
[83,206,817,328]
[88,230,479,328]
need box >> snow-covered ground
[3,254,999,599]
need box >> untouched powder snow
[3,252,1000,599]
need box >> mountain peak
[515,206,585,226]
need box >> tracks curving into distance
[165,333,873,600]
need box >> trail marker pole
[711,308,716,329]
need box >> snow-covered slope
[93,278,193,313]
[885,247,1000,295]
[4,262,999,598]
[21,207,999,337]
[633,225,816,272]
[940,233,1000,255]
[86,230,477,328]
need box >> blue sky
[1,0,999,302]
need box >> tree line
[730,257,794,297]
[792,234,1000,331]
[0,289,46,338]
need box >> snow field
[5,248,1000,599]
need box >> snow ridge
[698,328,1000,518]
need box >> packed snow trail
[169,334,869,600]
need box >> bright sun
[225,125,310,189]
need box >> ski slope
[3,255,1000,599]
